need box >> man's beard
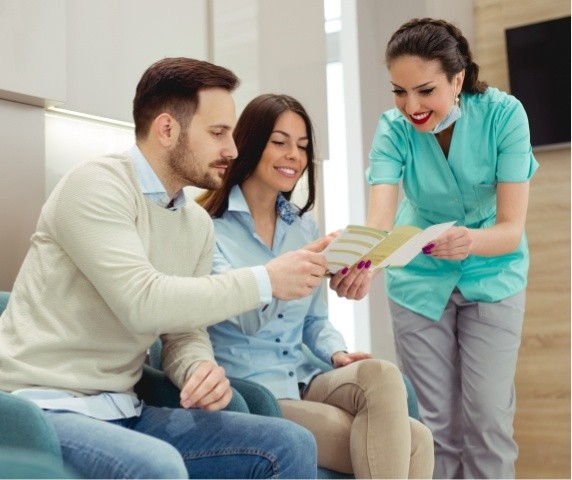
[168,135,227,190]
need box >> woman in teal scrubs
[332,18,538,479]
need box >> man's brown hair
[133,57,240,139]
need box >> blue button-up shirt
[367,87,539,320]
[208,186,347,399]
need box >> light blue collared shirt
[13,146,270,419]
[208,185,347,399]
[130,145,186,210]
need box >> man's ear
[153,113,180,148]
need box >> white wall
[45,112,135,195]
[0,0,66,106]
[64,0,209,122]
[211,0,328,158]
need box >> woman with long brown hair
[199,93,434,479]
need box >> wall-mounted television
[505,16,570,150]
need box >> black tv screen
[505,16,571,149]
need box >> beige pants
[279,359,434,479]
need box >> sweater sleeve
[160,218,218,387]
[49,160,261,335]
[160,329,214,388]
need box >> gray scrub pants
[389,288,525,479]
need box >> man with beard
[0,58,327,479]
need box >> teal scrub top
[366,87,539,321]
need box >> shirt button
[277,314,284,319]
[288,371,294,377]
[275,338,281,343]
[282,350,288,355]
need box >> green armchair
[0,291,77,478]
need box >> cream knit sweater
[0,154,260,396]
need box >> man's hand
[179,361,232,411]
[303,231,340,253]
[265,250,328,300]
[331,351,373,368]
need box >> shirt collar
[228,185,298,225]
[130,144,185,210]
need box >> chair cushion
[0,391,62,459]
[0,448,76,479]
[0,291,9,315]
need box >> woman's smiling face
[389,55,463,132]
[249,110,309,195]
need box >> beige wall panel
[0,100,45,290]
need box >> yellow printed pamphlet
[323,221,456,274]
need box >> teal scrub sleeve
[496,97,539,182]
[366,112,405,185]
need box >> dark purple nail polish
[422,243,434,254]
[357,260,365,269]
[341,266,349,275]
[364,260,372,268]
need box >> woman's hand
[422,226,472,260]
[329,262,374,300]
[331,351,373,368]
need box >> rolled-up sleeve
[496,97,539,182]
[366,112,406,185]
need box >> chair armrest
[135,364,182,408]
[135,364,250,413]
[402,374,420,420]
[228,377,282,417]
[0,391,62,459]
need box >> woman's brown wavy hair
[198,93,317,218]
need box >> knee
[263,419,318,478]
[136,442,187,479]
[410,419,435,478]
[355,359,405,396]
[411,419,434,455]
[281,419,317,455]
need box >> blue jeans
[45,404,317,479]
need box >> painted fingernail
[341,266,349,275]
[357,261,365,269]
[364,260,372,268]
[422,243,434,254]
